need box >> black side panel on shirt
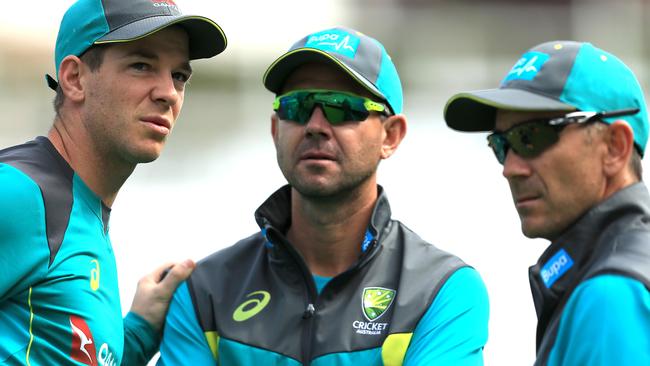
[0,136,74,266]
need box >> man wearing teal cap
[0,0,226,364]
[445,41,650,365]
[159,26,489,365]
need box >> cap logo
[305,29,360,59]
[502,51,550,84]
[151,0,178,9]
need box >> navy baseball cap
[263,26,403,115]
[444,41,649,155]
[46,0,227,90]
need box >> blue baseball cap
[444,41,649,155]
[263,26,403,115]
[46,0,227,90]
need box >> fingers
[129,259,197,334]
[157,259,196,296]
[150,261,175,282]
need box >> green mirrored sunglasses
[273,89,390,125]
[487,108,639,164]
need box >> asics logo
[233,291,271,322]
[90,259,100,291]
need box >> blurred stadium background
[2,0,647,364]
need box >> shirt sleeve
[157,281,216,365]
[0,165,50,301]
[548,274,650,366]
[403,266,489,366]
[122,311,160,366]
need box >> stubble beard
[284,163,377,203]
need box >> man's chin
[127,148,163,165]
[520,220,556,241]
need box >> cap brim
[444,88,576,131]
[263,48,387,107]
[96,15,227,60]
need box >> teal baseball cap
[444,41,649,155]
[263,26,403,115]
[46,0,227,90]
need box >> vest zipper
[301,300,316,366]
[273,231,319,365]
[298,261,318,366]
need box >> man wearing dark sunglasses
[445,41,650,365]
[159,27,488,365]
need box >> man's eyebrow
[124,50,159,60]
[123,50,192,74]
[180,61,192,75]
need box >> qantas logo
[70,316,98,365]
[70,315,117,366]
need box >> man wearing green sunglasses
[159,27,489,365]
[445,41,650,365]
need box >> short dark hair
[631,148,643,181]
[53,45,109,113]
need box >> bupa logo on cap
[502,51,550,84]
[540,248,574,288]
[305,29,360,59]
[151,0,178,9]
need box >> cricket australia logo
[362,287,395,321]
[352,287,396,335]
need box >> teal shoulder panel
[0,164,50,363]
[0,163,50,300]
[159,282,215,365]
[548,274,650,365]
[404,267,489,366]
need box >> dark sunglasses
[487,108,640,164]
[273,89,391,125]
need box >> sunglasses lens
[508,123,559,158]
[321,105,346,124]
[487,134,508,164]
[275,90,382,125]
[277,96,307,123]
[343,98,371,122]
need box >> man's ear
[381,114,407,159]
[58,55,86,103]
[603,120,634,178]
